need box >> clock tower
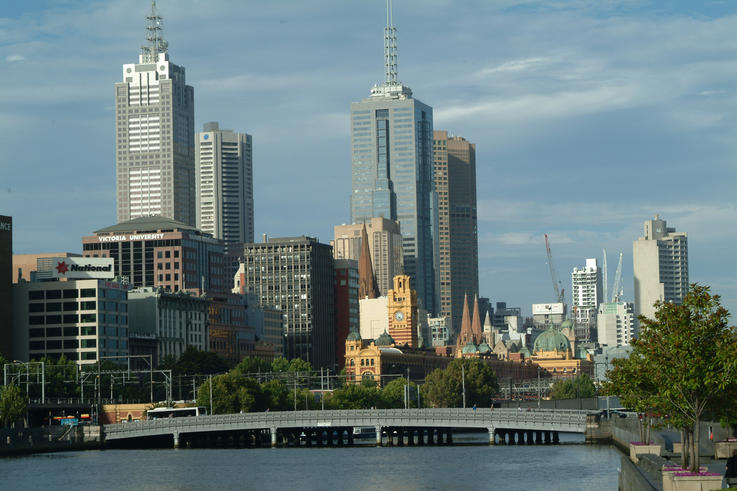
[387,275,418,347]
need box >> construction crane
[544,234,565,305]
[611,252,624,302]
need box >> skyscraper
[115,2,195,225]
[195,122,254,244]
[571,258,603,341]
[633,215,689,322]
[349,4,438,314]
[433,131,479,338]
[0,216,12,359]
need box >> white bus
[146,407,207,420]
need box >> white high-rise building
[195,122,254,244]
[115,2,195,225]
[597,302,635,347]
[571,258,603,340]
[633,215,689,322]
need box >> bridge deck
[104,408,594,441]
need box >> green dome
[375,331,395,347]
[560,319,574,330]
[533,328,571,354]
[477,341,491,354]
[346,330,361,342]
[461,340,479,354]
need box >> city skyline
[1,0,736,317]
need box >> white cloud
[5,54,25,62]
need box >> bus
[146,407,207,420]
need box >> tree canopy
[422,358,499,408]
[0,384,27,427]
[604,284,737,471]
[550,374,596,400]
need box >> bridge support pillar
[173,431,179,449]
[553,431,559,444]
[446,429,453,445]
[375,426,382,447]
[488,427,495,445]
[271,428,277,448]
[527,431,534,445]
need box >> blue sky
[1,0,736,317]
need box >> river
[2,433,621,490]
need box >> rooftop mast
[141,1,168,63]
[384,0,398,86]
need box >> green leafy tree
[169,347,231,375]
[327,384,380,409]
[196,372,243,414]
[422,358,499,408]
[270,358,290,372]
[379,377,419,408]
[236,357,272,375]
[287,358,312,373]
[293,388,320,410]
[0,384,27,427]
[262,380,290,411]
[550,375,596,400]
[605,284,737,471]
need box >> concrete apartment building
[13,279,129,365]
[349,11,438,315]
[239,236,335,368]
[571,258,603,341]
[597,301,635,347]
[633,215,689,322]
[115,3,195,225]
[332,218,403,296]
[195,122,254,244]
[0,215,12,359]
[433,131,479,339]
[82,216,227,296]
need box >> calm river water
[2,433,621,490]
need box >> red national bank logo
[56,261,69,275]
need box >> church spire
[456,292,473,350]
[141,1,168,63]
[471,295,483,345]
[358,223,379,299]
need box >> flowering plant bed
[669,471,723,491]
[661,466,709,491]
[629,442,661,463]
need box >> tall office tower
[195,122,254,244]
[633,215,689,322]
[571,258,603,341]
[115,2,195,225]
[349,5,438,314]
[332,217,403,296]
[241,236,335,368]
[433,131,479,338]
[0,216,12,359]
[334,259,359,369]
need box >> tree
[261,380,290,411]
[550,375,596,400]
[327,384,379,409]
[0,384,27,427]
[605,284,737,471]
[236,357,272,376]
[168,347,231,375]
[380,377,419,408]
[270,358,290,373]
[422,358,499,408]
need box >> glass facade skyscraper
[349,9,438,314]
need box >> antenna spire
[384,0,398,86]
[141,1,168,63]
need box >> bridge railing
[103,408,592,436]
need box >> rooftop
[94,216,198,235]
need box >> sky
[1,0,736,318]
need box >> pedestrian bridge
[103,408,602,447]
